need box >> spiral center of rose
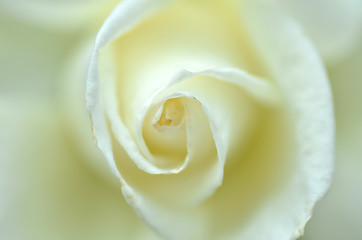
[156,98,185,127]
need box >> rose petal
[279,0,362,64]
[97,48,221,205]
[302,39,362,240]
[0,102,160,240]
[239,0,335,238]
[0,0,118,32]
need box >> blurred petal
[280,0,362,64]
[0,1,162,238]
[0,101,161,240]
[59,37,120,186]
[0,0,118,33]
[0,14,74,101]
[301,40,362,240]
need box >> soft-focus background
[0,1,361,240]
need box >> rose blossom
[87,0,334,239]
[0,0,361,240]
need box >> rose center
[156,98,185,127]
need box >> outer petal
[0,102,161,240]
[241,0,334,238]
[279,0,362,64]
[301,40,362,240]
[59,37,121,187]
[0,13,73,100]
[0,2,161,238]
[0,0,118,33]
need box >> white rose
[0,0,360,240]
[86,0,335,239]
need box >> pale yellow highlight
[142,97,188,170]
[156,98,185,127]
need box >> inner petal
[142,97,188,170]
[108,0,264,137]
[156,98,185,127]
[116,96,220,206]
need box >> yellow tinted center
[156,98,185,127]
